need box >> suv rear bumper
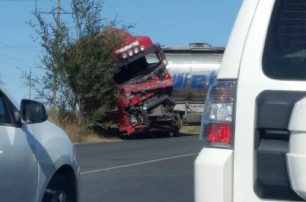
[195,148,233,202]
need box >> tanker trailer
[163,43,224,124]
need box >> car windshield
[114,52,161,84]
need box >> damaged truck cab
[111,33,181,136]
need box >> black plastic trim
[255,90,306,201]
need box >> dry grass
[48,112,120,144]
[63,124,201,143]
[179,125,201,135]
[62,123,121,144]
[49,112,200,143]
[64,124,201,143]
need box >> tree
[31,0,131,129]
[64,27,125,128]
[31,6,72,111]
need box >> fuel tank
[163,43,224,104]
[163,44,224,124]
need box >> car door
[0,92,38,202]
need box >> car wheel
[43,189,69,202]
[42,176,75,202]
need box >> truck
[163,43,224,124]
[109,31,181,136]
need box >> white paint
[6,126,15,145]
[81,153,198,175]
[287,97,306,200]
[195,148,233,202]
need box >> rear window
[263,0,306,80]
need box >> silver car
[0,87,79,202]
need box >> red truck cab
[111,32,180,136]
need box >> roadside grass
[62,124,200,143]
[62,124,120,144]
[179,125,200,136]
[48,111,120,144]
[64,124,200,143]
[49,112,200,143]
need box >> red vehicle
[110,32,181,136]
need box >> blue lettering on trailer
[192,75,206,89]
[173,73,188,89]
[173,71,217,89]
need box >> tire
[170,113,181,137]
[42,176,76,202]
[42,189,69,202]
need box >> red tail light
[200,80,236,148]
[207,123,232,144]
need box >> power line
[0,0,50,1]
[40,6,73,15]
[0,41,40,50]
[0,22,27,26]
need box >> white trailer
[163,43,224,124]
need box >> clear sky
[0,0,242,103]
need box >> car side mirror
[20,99,48,124]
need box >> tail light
[200,80,236,148]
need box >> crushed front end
[110,35,181,136]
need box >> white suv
[0,87,79,202]
[195,0,306,201]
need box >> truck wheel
[170,127,180,137]
[170,113,181,137]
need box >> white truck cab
[195,0,306,201]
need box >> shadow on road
[120,131,197,140]
[98,125,200,141]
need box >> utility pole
[0,74,6,86]
[51,0,61,111]
[29,68,32,99]
[56,0,61,31]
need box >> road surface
[76,135,203,202]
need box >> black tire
[42,190,69,202]
[169,113,181,137]
[42,176,76,202]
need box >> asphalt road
[75,135,203,202]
